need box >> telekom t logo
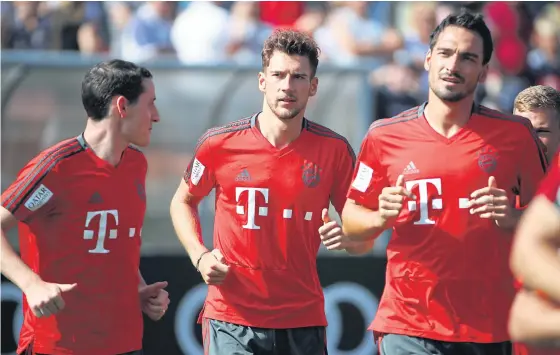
[236,187,269,229]
[405,178,443,225]
[83,210,119,253]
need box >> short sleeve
[184,131,217,197]
[535,150,560,205]
[346,131,389,210]
[1,158,60,223]
[517,126,548,207]
[330,141,356,215]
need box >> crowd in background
[1,1,559,118]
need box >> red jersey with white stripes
[185,113,355,328]
[1,134,147,355]
[348,103,547,342]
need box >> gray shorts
[202,318,328,355]
[377,333,512,355]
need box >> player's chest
[54,172,146,254]
[216,150,332,204]
[383,140,520,203]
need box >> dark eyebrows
[269,70,308,77]
[435,46,480,60]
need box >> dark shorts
[202,318,328,355]
[24,346,143,355]
[377,333,512,355]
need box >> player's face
[122,78,160,147]
[258,51,318,120]
[515,108,560,162]
[425,26,488,103]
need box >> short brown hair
[514,85,560,116]
[261,29,320,77]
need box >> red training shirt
[347,103,547,343]
[1,134,146,355]
[185,114,355,329]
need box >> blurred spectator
[48,2,108,51]
[3,1,51,50]
[171,1,230,64]
[103,2,137,57]
[121,1,175,62]
[314,2,402,69]
[528,15,560,87]
[225,2,272,63]
[77,22,107,54]
[259,1,304,28]
[292,4,328,35]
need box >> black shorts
[24,346,143,355]
[202,318,328,355]
[377,333,512,355]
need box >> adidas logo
[235,169,251,182]
[89,192,103,204]
[403,161,420,175]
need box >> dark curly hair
[261,29,321,77]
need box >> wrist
[195,250,211,272]
[20,273,42,294]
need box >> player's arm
[509,289,560,346]
[1,163,76,318]
[170,179,209,268]
[342,132,413,241]
[342,199,387,242]
[0,207,42,293]
[327,141,375,255]
[170,134,228,285]
[510,194,560,303]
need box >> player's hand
[139,281,170,321]
[469,176,517,229]
[198,249,229,286]
[319,208,349,251]
[24,279,77,318]
[378,175,416,227]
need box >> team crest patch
[478,147,498,173]
[135,179,146,201]
[302,161,321,188]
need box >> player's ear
[258,71,266,93]
[309,76,318,97]
[424,49,432,72]
[478,64,489,83]
[115,96,128,119]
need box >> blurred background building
[1,2,559,354]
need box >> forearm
[170,198,209,267]
[511,199,560,302]
[1,230,41,292]
[138,270,146,287]
[510,291,560,344]
[512,240,560,302]
[342,202,386,242]
[345,239,375,255]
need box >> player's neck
[424,94,475,138]
[257,109,304,149]
[83,119,129,166]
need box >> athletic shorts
[376,333,512,355]
[202,318,328,355]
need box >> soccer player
[170,29,371,355]
[341,10,547,355]
[513,85,560,164]
[511,86,560,355]
[0,59,169,355]
[509,150,560,348]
